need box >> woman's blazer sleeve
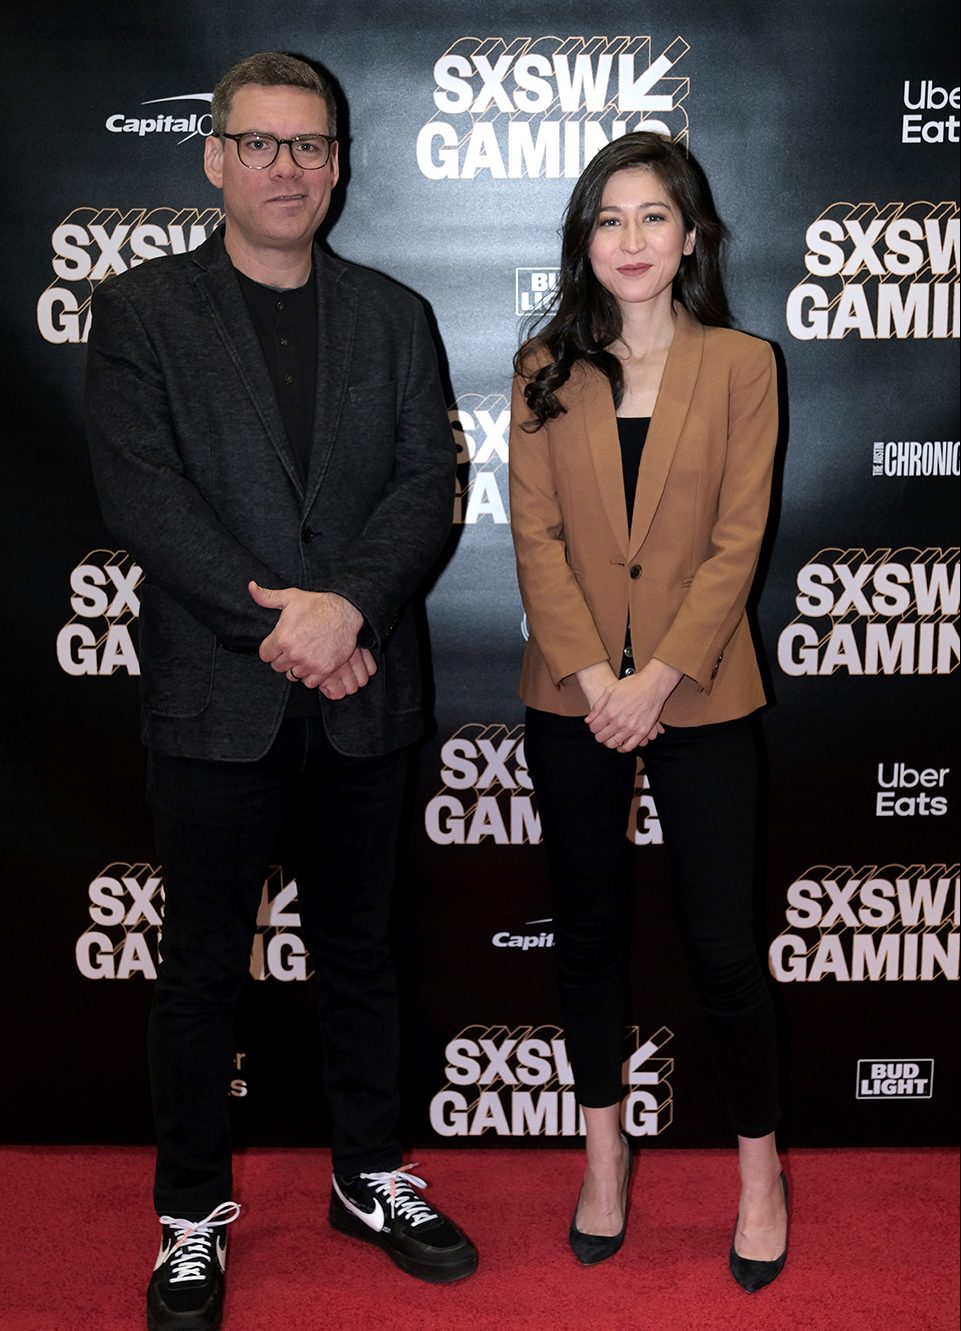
[508,371,610,686]
[653,336,778,692]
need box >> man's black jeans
[147,714,408,1216]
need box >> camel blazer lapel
[584,305,705,559]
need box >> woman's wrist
[644,657,684,703]
[574,660,617,708]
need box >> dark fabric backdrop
[1,0,957,1149]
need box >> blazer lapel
[190,231,304,497]
[304,249,357,512]
[581,365,630,556]
[628,307,704,556]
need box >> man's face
[204,84,339,260]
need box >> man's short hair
[211,52,337,136]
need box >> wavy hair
[515,133,729,429]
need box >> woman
[509,132,787,1290]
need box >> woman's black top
[617,416,649,521]
[616,417,650,678]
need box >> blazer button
[301,526,315,544]
[629,564,642,579]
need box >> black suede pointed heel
[729,1171,789,1293]
[569,1134,633,1266]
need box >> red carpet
[1,1145,957,1331]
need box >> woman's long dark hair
[516,133,730,429]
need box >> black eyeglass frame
[220,131,337,169]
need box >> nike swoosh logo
[332,1178,385,1232]
[216,1236,227,1272]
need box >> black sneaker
[329,1166,478,1284]
[146,1201,240,1331]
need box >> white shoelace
[358,1167,437,1227]
[156,1201,241,1284]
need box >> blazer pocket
[381,613,423,716]
[138,583,215,719]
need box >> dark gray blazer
[85,229,454,760]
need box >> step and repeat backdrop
[2,1,958,1150]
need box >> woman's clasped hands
[579,658,683,752]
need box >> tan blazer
[509,306,778,726]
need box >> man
[85,50,475,1331]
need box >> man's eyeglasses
[221,132,336,170]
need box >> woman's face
[587,166,695,315]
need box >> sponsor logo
[872,438,960,476]
[902,80,959,145]
[331,1177,386,1231]
[426,724,538,844]
[38,206,223,344]
[430,1024,674,1137]
[631,772,663,845]
[492,918,554,949]
[451,393,510,524]
[104,93,213,143]
[516,267,560,316]
[57,551,142,677]
[876,762,950,818]
[785,202,959,340]
[417,34,689,180]
[75,864,311,981]
[230,1052,248,1100]
[768,863,959,983]
[856,1059,934,1098]
[776,547,959,677]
